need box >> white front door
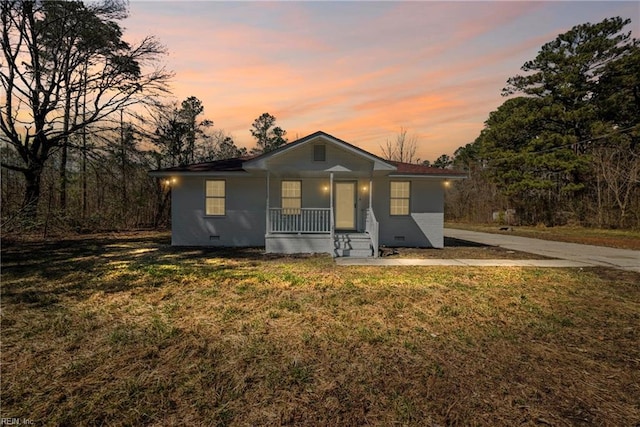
[335,182,356,230]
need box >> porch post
[329,172,334,232]
[369,177,373,209]
[266,172,270,234]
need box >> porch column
[329,172,334,232]
[369,177,373,209]
[266,172,270,234]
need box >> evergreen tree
[477,17,638,225]
[249,113,287,154]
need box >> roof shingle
[151,156,254,173]
[389,161,466,177]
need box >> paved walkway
[336,228,640,272]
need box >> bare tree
[0,0,171,220]
[593,144,640,228]
[194,129,246,161]
[380,127,419,163]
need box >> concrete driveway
[444,228,640,273]
[337,229,639,271]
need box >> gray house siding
[152,131,466,253]
[373,178,445,248]
[170,175,445,248]
[268,177,372,231]
[265,141,375,174]
[171,175,266,246]
[269,177,330,209]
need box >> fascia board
[243,133,397,171]
[148,171,251,178]
[387,174,467,180]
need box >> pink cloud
[123,1,640,162]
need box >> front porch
[265,207,379,257]
[258,155,383,257]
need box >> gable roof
[148,131,467,179]
[242,130,396,171]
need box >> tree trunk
[59,141,68,212]
[120,112,128,228]
[82,135,87,220]
[154,182,170,228]
[59,72,72,214]
[81,64,88,220]
[22,165,43,223]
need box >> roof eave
[243,131,397,171]
[148,170,250,177]
[388,173,468,179]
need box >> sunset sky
[124,1,639,162]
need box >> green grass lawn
[2,232,639,426]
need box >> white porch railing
[268,208,331,233]
[365,207,379,257]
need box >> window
[390,181,410,215]
[205,180,225,215]
[313,144,326,162]
[282,180,301,215]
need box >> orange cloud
[123,1,640,162]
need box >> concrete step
[334,233,373,257]
[335,248,373,258]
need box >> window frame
[281,180,302,215]
[389,181,411,216]
[205,179,226,216]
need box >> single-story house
[149,131,466,257]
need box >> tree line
[442,17,639,229]
[2,4,638,234]
[1,1,288,235]
[382,18,638,230]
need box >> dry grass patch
[2,232,639,425]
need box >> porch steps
[334,233,374,258]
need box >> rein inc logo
[1,419,34,425]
